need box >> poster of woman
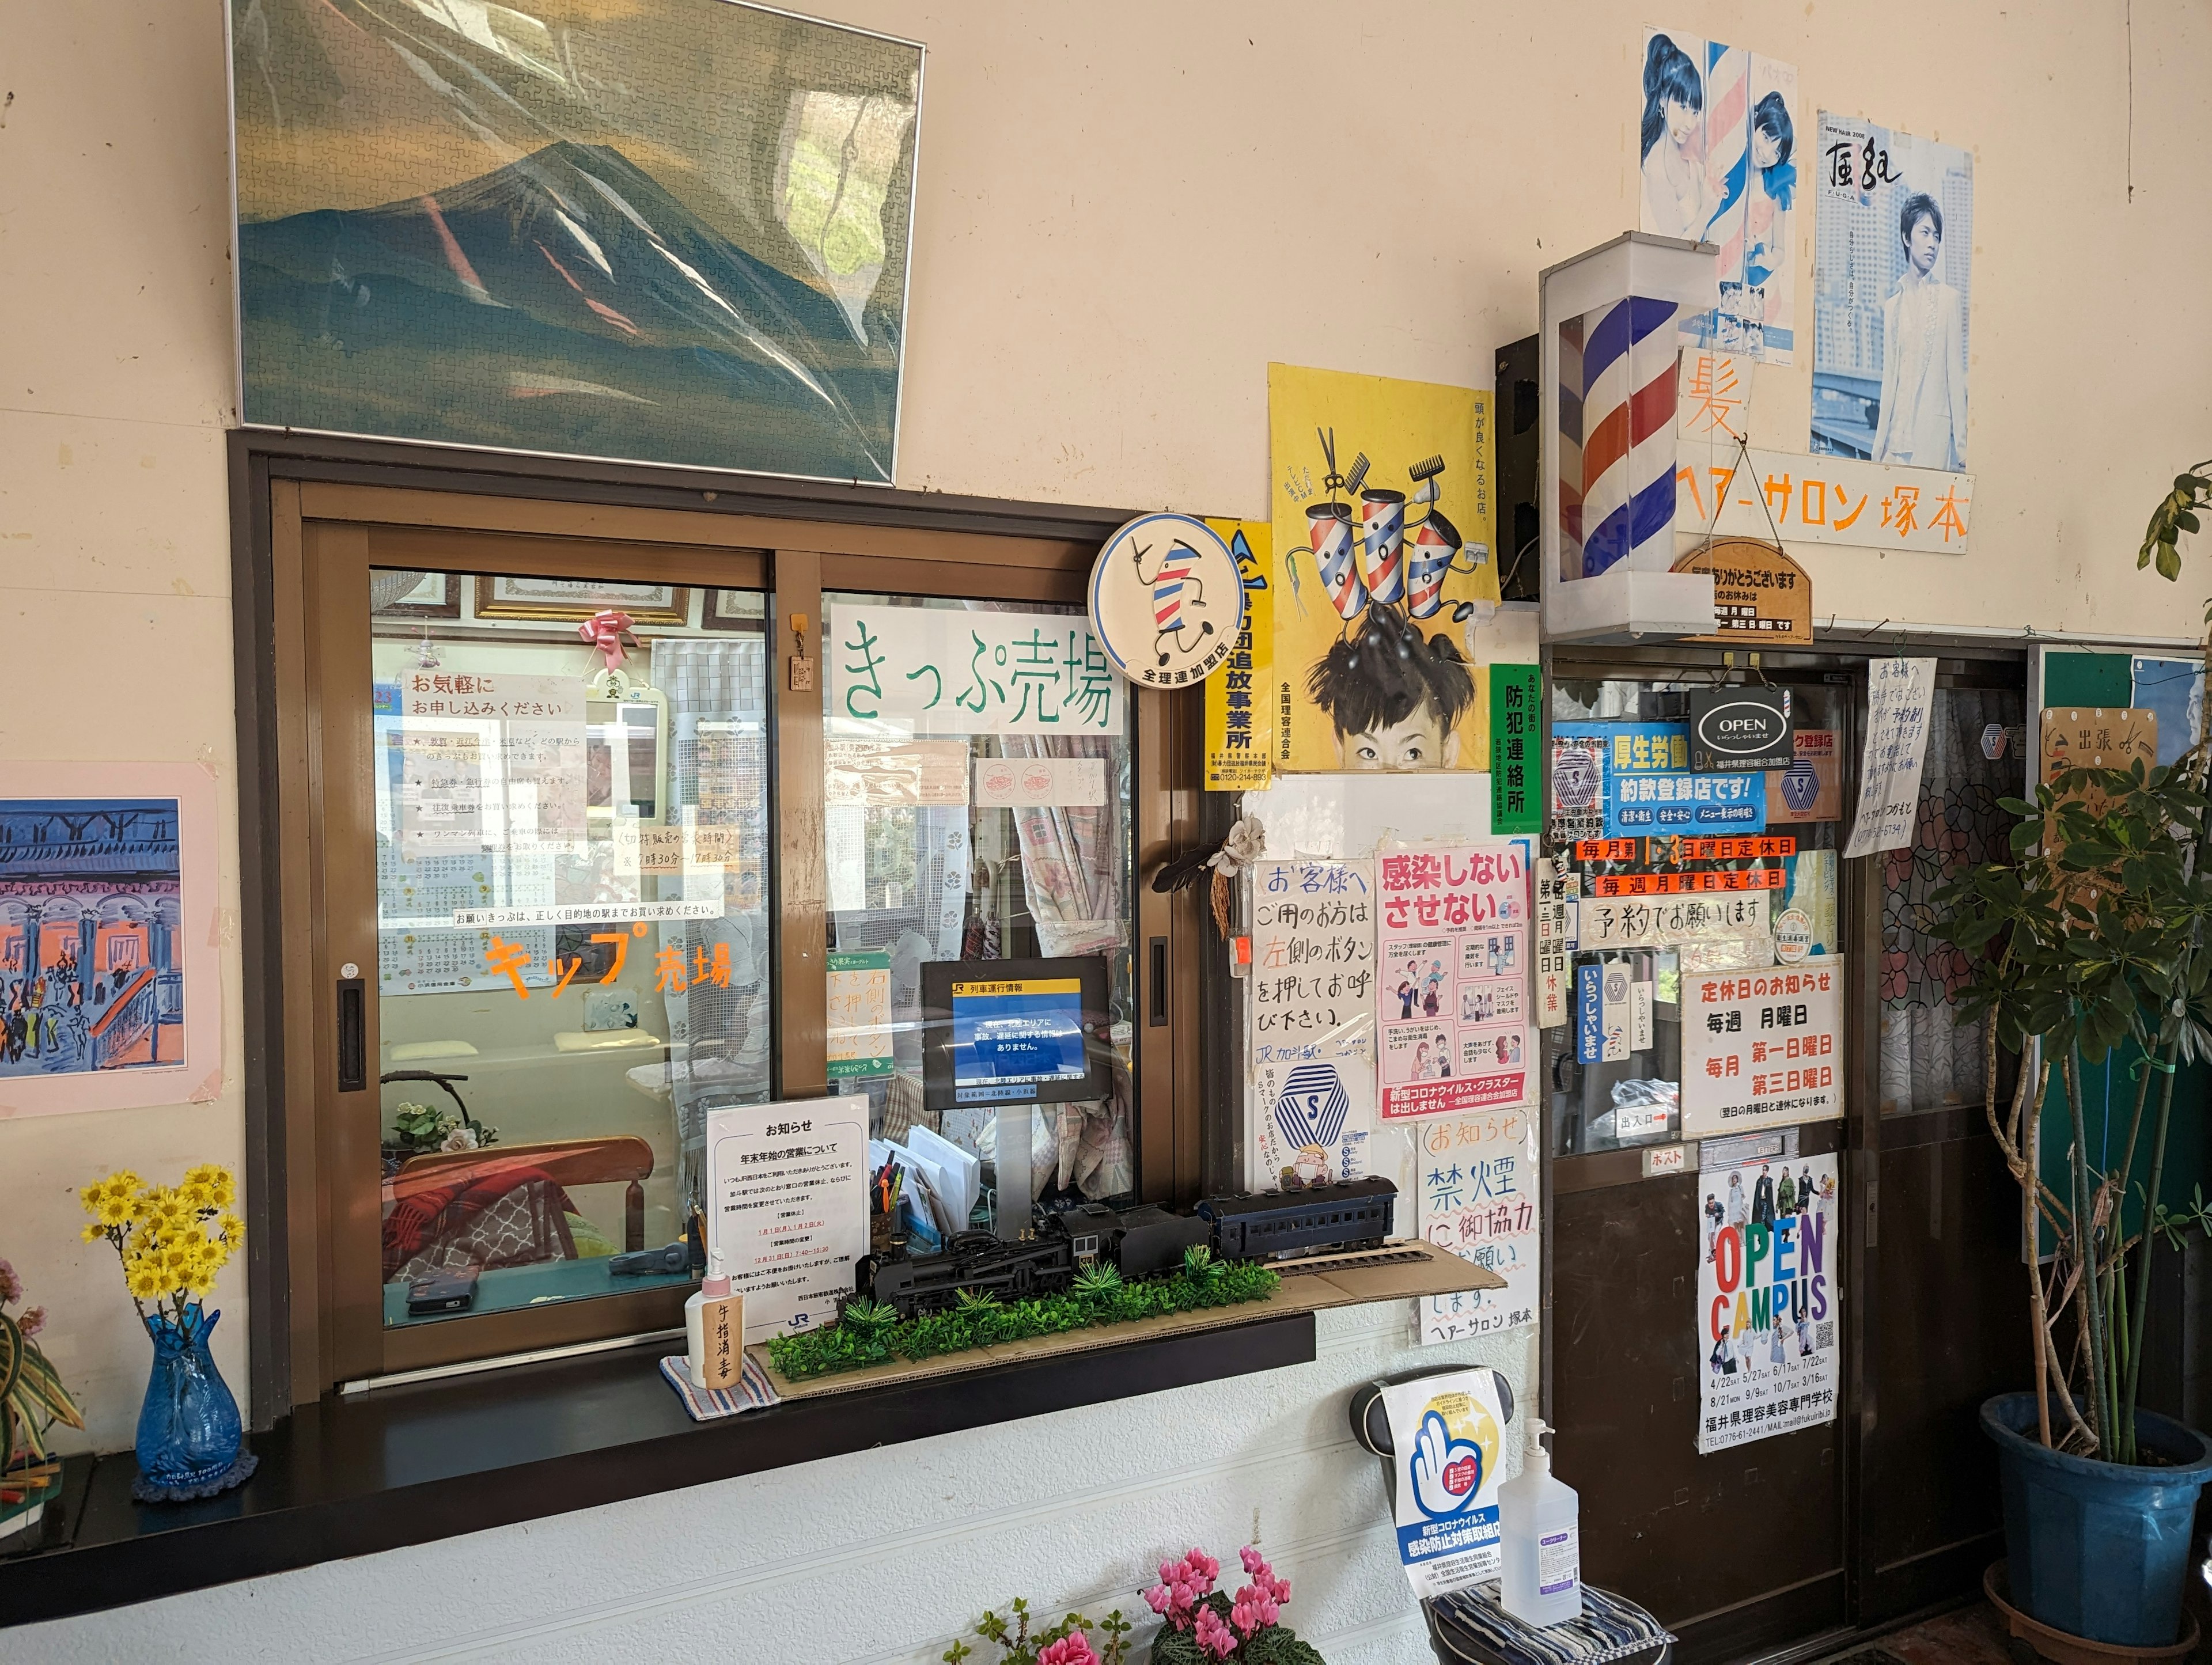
[1638,29,1801,364]
[1810,113,1975,468]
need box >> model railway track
[1270,1246,1431,1278]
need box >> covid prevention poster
[1376,840,1535,1121]
[1696,1149,1840,1453]
[1382,1368,1509,1599]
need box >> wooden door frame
[228,431,1206,1419]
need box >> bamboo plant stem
[2066,1045,2114,1450]
[2122,1046,2180,1465]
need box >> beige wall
[3,0,2208,1452]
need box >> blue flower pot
[1982,1391,2212,1648]
[134,1304,250,1500]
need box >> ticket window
[817,593,1137,1237]
[366,567,771,1334]
[1546,673,1848,1157]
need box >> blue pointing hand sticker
[1408,1408,1484,1519]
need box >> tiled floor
[1815,1603,2018,1665]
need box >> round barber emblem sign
[1088,514,1244,688]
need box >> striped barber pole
[1702,42,1751,295]
[1308,500,1365,620]
[1575,295,1680,577]
[1557,313,1585,580]
[1358,488,1407,605]
[1404,509,1459,619]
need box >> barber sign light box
[1540,232,1719,642]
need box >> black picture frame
[919,955,1111,1113]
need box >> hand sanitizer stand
[1348,1370,1675,1665]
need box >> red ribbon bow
[578,609,634,670]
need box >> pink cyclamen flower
[1231,1589,1281,1637]
[1240,1545,1268,1576]
[1194,1606,1239,1660]
[0,1260,20,1307]
[1038,1634,1099,1665]
[18,1307,43,1338]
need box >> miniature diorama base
[755,1240,1505,1401]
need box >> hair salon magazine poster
[1697,1148,1839,1452]
[1369,840,1541,1344]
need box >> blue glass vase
[133,1304,252,1501]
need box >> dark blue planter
[1982,1391,2212,1648]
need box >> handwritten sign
[1843,659,1937,858]
[825,949,892,1079]
[1376,842,1534,1121]
[1535,861,1577,1029]
[1673,447,1973,555]
[1417,1108,1539,1342]
[2039,708,2158,782]
[1680,962,1844,1137]
[828,605,1124,736]
[1578,891,1771,951]
[1249,859,1375,1067]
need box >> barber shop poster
[1266,365,1499,775]
[1376,840,1534,1121]
[1696,1150,1839,1453]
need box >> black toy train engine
[851,1178,1399,1320]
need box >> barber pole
[1358,487,1406,605]
[1405,510,1460,619]
[1575,295,1680,576]
[1308,501,1365,620]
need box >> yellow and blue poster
[1203,519,1274,790]
[1382,1367,1509,1599]
[1267,366,1498,775]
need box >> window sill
[0,1308,1316,1629]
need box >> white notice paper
[974,755,1108,807]
[1679,961,1844,1138]
[704,1097,869,1344]
[1843,659,1937,858]
[1416,1107,1539,1343]
[1249,859,1376,1068]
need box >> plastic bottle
[1499,1416,1581,1625]
[684,1250,738,1390]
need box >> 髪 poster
[1697,1148,1839,1453]
[1268,365,1498,775]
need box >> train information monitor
[921,955,1110,1112]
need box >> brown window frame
[236,442,1208,1413]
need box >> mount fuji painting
[230,0,921,484]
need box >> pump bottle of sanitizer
[1499,1416,1581,1625]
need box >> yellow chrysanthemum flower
[126,1266,166,1302]
[180,1182,213,1212]
[97,1193,134,1226]
[217,1212,245,1242]
[81,1222,107,1243]
[80,1183,105,1213]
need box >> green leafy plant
[945,1596,1134,1665]
[1,1258,82,1511]
[385,1099,499,1157]
[2138,464,2212,589]
[769,1257,1280,1381]
[1938,752,2212,1463]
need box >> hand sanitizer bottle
[685,1250,739,1390]
[1500,1416,1580,1625]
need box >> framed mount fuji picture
[228,0,923,485]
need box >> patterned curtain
[1877,686,2022,1113]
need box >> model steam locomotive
[854,1177,1398,1319]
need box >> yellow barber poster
[1268,365,1498,774]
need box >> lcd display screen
[921,956,1110,1111]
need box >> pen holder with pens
[869,1198,907,1257]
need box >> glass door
[324,556,772,1366]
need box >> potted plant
[1935,462,2212,1649]
[1,1257,82,1540]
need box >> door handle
[336,977,366,1093]
[1147,936,1169,1027]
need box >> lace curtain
[1877,686,2022,1113]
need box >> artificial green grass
[766,1250,1281,1382]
